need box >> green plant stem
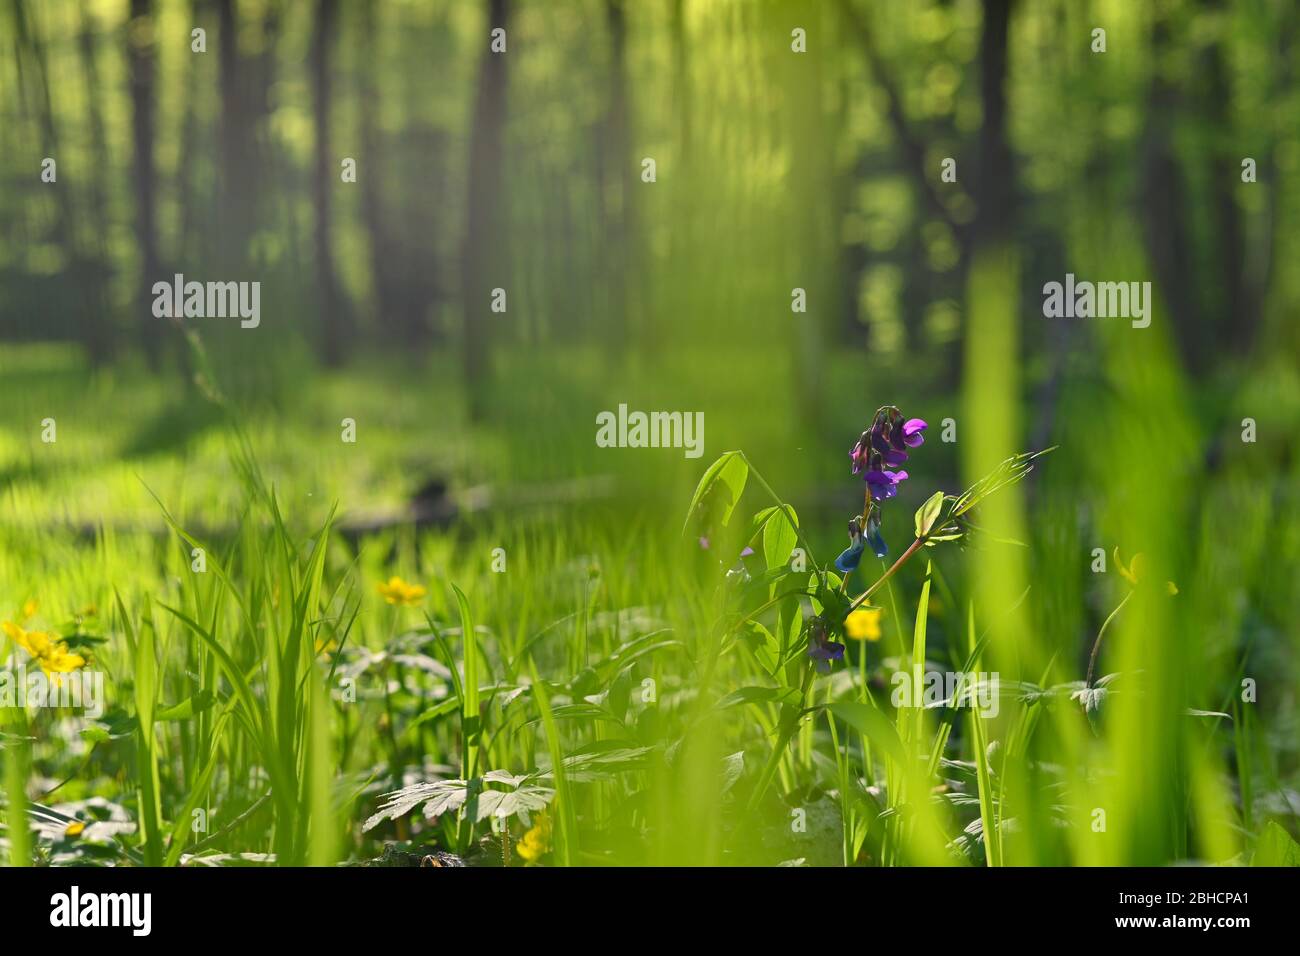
[847,536,925,613]
[1086,591,1131,689]
[745,663,816,814]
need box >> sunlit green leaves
[683,450,749,534]
[914,490,945,537]
[363,772,557,830]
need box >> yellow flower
[515,811,552,864]
[65,821,85,838]
[1113,549,1178,595]
[845,607,884,641]
[3,620,86,675]
[21,598,38,620]
[377,575,427,606]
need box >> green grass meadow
[2,310,1297,868]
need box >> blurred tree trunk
[128,0,164,370]
[216,0,263,272]
[358,0,395,343]
[1199,0,1250,357]
[972,0,1015,247]
[311,0,347,365]
[177,0,211,272]
[462,0,510,422]
[1139,7,1199,370]
[785,10,831,431]
[669,0,691,155]
[11,0,86,350]
[598,0,632,355]
[838,0,973,373]
[76,6,116,364]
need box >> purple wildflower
[807,619,845,674]
[834,516,866,574]
[901,418,928,447]
[865,512,887,558]
[849,431,872,475]
[865,468,908,502]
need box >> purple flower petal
[864,468,908,501]
[902,418,928,448]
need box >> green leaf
[828,701,906,763]
[1253,821,1300,866]
[155,690,216,722]
[451,584,481,781]
[914,490,945,538]
[682,451,749,534]
[79,725,114,744]
[713,685,797,712]
[759,504,799,574]
[473,785,555,822]
[952,448,1056,519]
[742,622,781,677]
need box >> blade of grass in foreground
[121,591,164,866]
[4,713,31,866]
[528,659,575,866]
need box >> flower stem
[745,663,815,815]
[846,536,925,614]
[1086,591,1131,689]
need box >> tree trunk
[461,0,510,422]
[311,0,347,365]
[129,0,163,369]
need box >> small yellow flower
[3,620,86,675]
[1113,549,1178,595]
[845,607,884,641]
[64,821,86,838]
[515,811,552,864]
[377,575,427,606]
[21,598,39,621]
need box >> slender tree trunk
[461,0,510,422]
[1199,0,1249,356]
[129,0,163,369]
[76,7,115,364]
[311,0,346,365]
[599,0,632,355]
[1139,8,1199,370]
[972,0,1015,247]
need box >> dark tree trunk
[76,6,116,364]
[216,0,255,271]
[358,0,394,342]
[598,0,632,354]
[1139,8,1199,370]
[311,0,347,365]
[129,0,163,369]
[1199,0,1249,357]
[461,0,510,422]
[972,0,1015,247]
